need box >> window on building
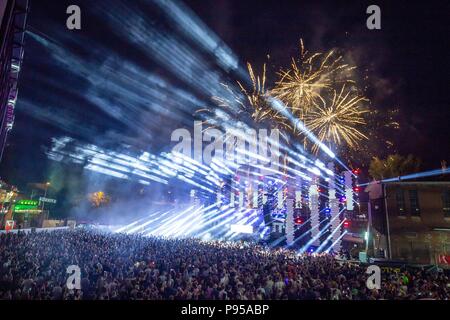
[395,189,406,215]
[442,190,450,217]
[409,190,420,216]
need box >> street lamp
[41,182,51,212]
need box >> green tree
[369,154,421,180]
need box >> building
[366,179,450,265]
[0,0,28,162]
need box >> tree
[369,154,421,180]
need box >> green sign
[17,200,39,206]
[14,200,39,213]
[14,204,39,212]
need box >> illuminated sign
[17,200,39,206]
[39,197,57,204]
[14,200,39,213]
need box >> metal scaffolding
[0,0,29,162]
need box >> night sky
[1,0,449,192]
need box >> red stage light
[343,220,350,229]
[295,217,303,225]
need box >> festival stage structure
[133,161,359,253]
[210,163,359,253]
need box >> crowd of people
[0,229,449,300]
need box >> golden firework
[303,84,368,153]
[268,39,370,153]
[271,39,355,117]
[212,63,289,129]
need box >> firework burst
[271,39,355,117]
[303,84,368,153]
[212,62,290,129]
[268,39,371,153]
